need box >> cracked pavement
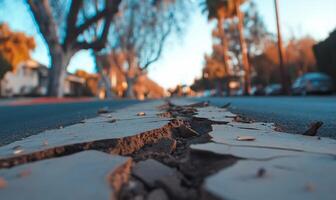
[0,99,335,200]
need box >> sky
[0,0,336,89]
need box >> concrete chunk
[210,124,336,156]
[205,155,336,200]
[0,101,168,159]
[132,159,175,188]
[0,150,129,200]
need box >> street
[1,97,335,146]
[202,96,336,138]
[0,99,138,146]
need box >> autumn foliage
[251,37,317,85]
[0,23,36,75]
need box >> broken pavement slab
[0,99,335,200]
[208,124,336,155]
[132,159,177,188]
[191,142,308,160]
[205,154,336,200]
[0,101,169,159]
[0,150,131,200]
[181,102,336,200]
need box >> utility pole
[274,0,289,94]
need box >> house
[63,73,86,97]
[1,60,87,97]
[1,60,48,97]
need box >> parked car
[265,84,282,96]
[292,72,334,95]
[251,85,265,96]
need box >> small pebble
[137,112,146,116]
[236,136,256,141]
[13,146,24,155]
[43,140,48,146]
[108,119,117,123]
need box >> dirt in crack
[117,102,239,200]
[0,101,239,200]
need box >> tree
[201,0,251,95]
[0,55,11,80]
[251,40,281,85]
[202,30,229,95]
[233,0,251,95]
[228,1,270,84]
[286,37,316,78]
[105,0,189,98]
[25,0,122,97]
[251,37,317,86]
[313,29,336,82]
[0,23,36,96]
[201,0,236,94]
[0,23,36,72]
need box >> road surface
[1,96,335,146]
[202,96,336,138]
[0,99,138,146]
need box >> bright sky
[1,0,335,89]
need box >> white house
[1,60,48,97]
[1,60,86,97]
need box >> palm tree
[202,0,251,95]
[233,0,251,95]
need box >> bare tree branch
[73,0,121,40]
[26,0,59,48]
[141,19,173,70]
[64,0,83,46]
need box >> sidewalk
[0,99,335,200]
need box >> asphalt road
[1,96,335,146]
[0,99,138,146]
[202,96,336,138]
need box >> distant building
[63,73,86,97]
[1,60,48,97]
[1,60,87,97]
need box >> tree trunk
[101,72,113,99]
[216,78,223,96]
[48,46,72,97]
[125,76,135,99]
[217,17,229,75]
[217,17,230,96]
[235,2,251,96]
[92,52,113,99]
